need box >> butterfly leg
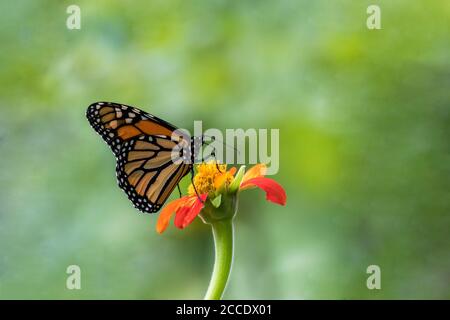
[209,136,223,172]
[212,149,223,173]
[190,167,205,203]
[201,147,223,173]
[177,184,182,198]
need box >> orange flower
[156,162,286,233]
[239,164,287,206]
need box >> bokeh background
[0,0,449,299]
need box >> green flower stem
[204,218,234,300]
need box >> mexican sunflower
[155,162,287,300]
[156,162,287,233]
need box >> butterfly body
[86,102,202,213]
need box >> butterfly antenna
[202,135,240,155]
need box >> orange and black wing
[86,102,192,213]
[86,101,180,154]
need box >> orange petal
[174,194,208,229]
[241,164,267,184]
[240,177,286,206]
[228,167,237,176]
[156,196,189,234]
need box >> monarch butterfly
[86,102,205,213]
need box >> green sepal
[229,165,245,193]
[211,194,222,208]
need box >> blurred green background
[0,0,449,299]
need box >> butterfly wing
[86,102,192,213]
[86,101,179,154]
[116,135,192,213]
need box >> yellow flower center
[188,161,234,197]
